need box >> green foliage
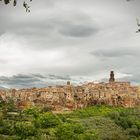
[24,107,40,118]
[127,127,140,137]
[0,120,15,135]
[41,105,51,113]
[1,103,140,140]
[0,120,38,139]
[67,105,113,118]
[56,123,78,140]
[55,123,97,140]
[37,112,61,129]
[57,114,72,123]
[1,99,16,112]
[108,107,140,138]
[79,117,128,140]
[14,122,37,139]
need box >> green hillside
[0,101,140,140]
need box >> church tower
[109,71,115,82]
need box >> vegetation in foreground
[0,100,140,140]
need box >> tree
[0,0,32,12]
[136,18,140,33]
[37,112,61,128]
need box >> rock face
[0,71,140,111]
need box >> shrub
[41,105,51,113]
[14,122,37,139]
[126,127,140,137]
[37,112,61,128]
[24,107,40,118]
[55,123,84,140]
[0,120,16,135]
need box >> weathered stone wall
[0,81,140,111]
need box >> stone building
[0,71,140,111]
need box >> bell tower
[67,81,71,85]
[109,71,115,82]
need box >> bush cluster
[0,101,140,140]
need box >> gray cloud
[0,74,75,89]
[47,74,72,80]
[59,24,98,38]
[0,74,42,88]
[90,48,138,58]
[118,74,140,85]
[32,74,47,79]
[0,0,140,87]
[0,73,99,89]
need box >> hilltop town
[0,71,140,111]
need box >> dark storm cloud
[47,74,72,80]
[0,0,99,47]
[32,74,47,79]
[0,12,99,51]
[0,74,74,88]
[59,24,98,38]
[0,0,140,88]
[119,74,140,85]
[0,74,41,87]
[90,48,138,58]
[27,18,97,39]
[12,19,98,39]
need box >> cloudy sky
[0,0,140,88]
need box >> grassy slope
[0,105,140,140]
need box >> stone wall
[0,80,140,111]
